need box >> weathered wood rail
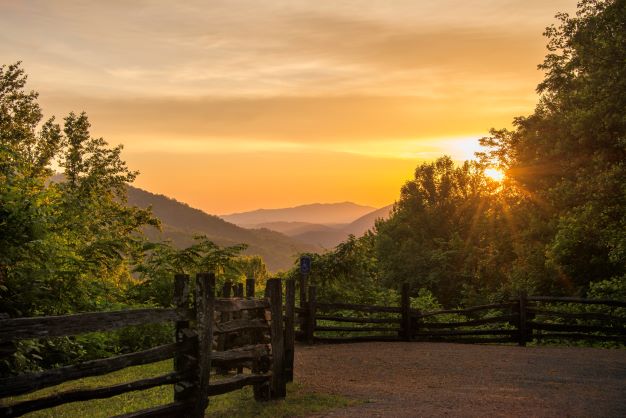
[0,276,296,418]
[297,285,626,346]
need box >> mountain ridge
[343,204,394,237]
[288,204,394,248]
[230,203,395,249]
[247,221,342,236]
[221,202,376,226]
[125,186,322,272]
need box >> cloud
[2,0,575,98]
[41,93,528,145]
[279,13,541,72]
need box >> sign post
[299,255,311,275]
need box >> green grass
[2,360,357,417]
[204,384,357,418]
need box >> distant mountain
[234,204,395,249]
[126,186,321,272]
[290,228,351,249]
[249,221,341,237]
[289,204,394,248]
[221,202,376,226]
[342,204,394,236]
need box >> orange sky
[0,0,577,214]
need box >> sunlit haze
[0,0,577,214]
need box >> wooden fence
[297,284,626,346]
[0,275,296,418]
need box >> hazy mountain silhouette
[221,202,376,226]
[288,204,394,248]
[342,204,394,236]
[249,221,340,236]
[230,204,394,249]
[126,186,321,272]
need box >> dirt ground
[294,342,626,418]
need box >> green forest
[1,0,625,374]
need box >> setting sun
[485,168,505,182]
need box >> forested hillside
[126,186,321,271]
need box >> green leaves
[130,236,249,307]
[284,234,395,306]
[375,156,515,306]
[0,63,159,319]
[477,0,626,296]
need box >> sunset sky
[0,0,576,214]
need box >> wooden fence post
[284,279,296,382]
[246,276,255,298]
[306,285,317,345]
[299,273,308,337]
[299,273,308,311]
[244,278,256,373]
[253,277,272,401]
[222,281,232,298]
[518,291,527,347]
[173,274,195,407]
[234,282,245,374]
[193,272,215,417]
[217,281,232,375]
[268,278,286,398]
[401,283,412,341]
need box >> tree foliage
[0,62,163,317]
[130,237,249,306]
[477,0,625,294]
[285,234,398,306]
[0,63,262,373]
[375,157,516,306]
[325,1,625,307]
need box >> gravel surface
[294,342,626,417]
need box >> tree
[285,233,397,306]
[0,62,157,317]
[234,255,269,289]
[375,157,514,306]
[478,0,626,294]
[131,237,247,306]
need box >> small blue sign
[300,256,311,275]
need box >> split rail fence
[297,283,626,346]
[0,276,296,418]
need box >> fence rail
[0,276,296,418]
[0,343,180,398]
[296,285,626,347]
[0,308,190,343]
[316,302,402,314]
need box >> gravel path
[294,342,626,417]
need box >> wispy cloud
[2,0,575,97]
[42,93,528,144]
